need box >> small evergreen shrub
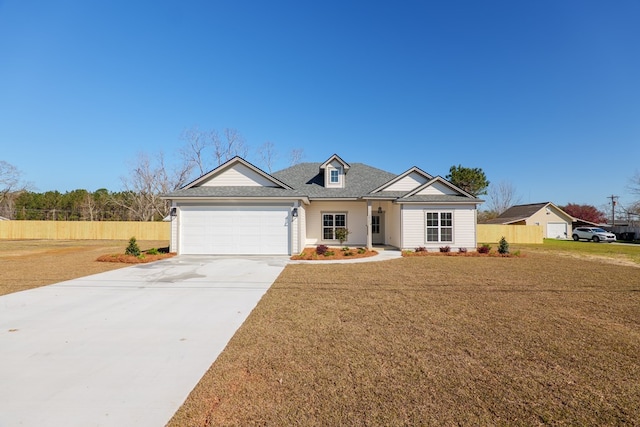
[342,246,350,251]
[335,228,351,245]
[477,244,491,254]
[324,250,335,256]
[316,245,329,255]
[439,245,451,253]
[146,248,160,255]
[498,236,510,255]
[125,237,141,257]
[357,247,367,254]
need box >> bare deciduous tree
[0,160,29,219]
[486,180,521,215]
[288,148,304,166]
[119,151,193,221]
[179,127,210,176]
[180,127,249,178]
[258,141,278,173]
[629,170,640,197]
[219,128,248,163]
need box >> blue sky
[1,0,639,212]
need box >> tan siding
[416,181,457,196]
[525,207,572,238]
[170,213,178,252]
[304,201,367,246]
[201,163,276,187]
[0,221,170,240]
[384,172,428,192]
[387,203,402,247]
[291,205,301,254]
[401,206,426,249]
[324,160,345,188]
[401,205,477,251]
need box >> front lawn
[170,248,640,426]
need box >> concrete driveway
[0,255,288,427]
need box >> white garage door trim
[547,222,568,239]
[179,206,290,255]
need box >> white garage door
[547,222,568,239]
[180,206,290,255]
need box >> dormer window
[320,154,350,189]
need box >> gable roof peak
[370,166,434,193]
[319,154,350,171]
[402,175,477,199]
[181,156,293,190]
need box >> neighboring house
[482,202,574,239]
[162,154,483,255]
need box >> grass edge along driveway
[170,249,640,426]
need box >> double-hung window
[323,213,346,240]
[425,211,453,242]
[330,169,339,184]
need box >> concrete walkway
[0,256,288,427]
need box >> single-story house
[162,154,483,255]
[482,202,574,239]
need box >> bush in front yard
[477,244,491,254]
[498,237,510,255]
[125,237,141,257]
[316,245,329,255]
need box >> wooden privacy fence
[0,221,170,241]
[477,224,543,244]
[1,221,541,244]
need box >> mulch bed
[96,252,176,263]
[291,247,378,260]
[403,250,523,257]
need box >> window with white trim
[330,169,339,183]
[425,211,453,242]
[323,213,347,240]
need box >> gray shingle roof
[163,159,482,204]
[399,194,482,203]
[482,202,572,224]
[272,162,396,198]
[163,186,308,198]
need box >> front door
[372,213,385,245]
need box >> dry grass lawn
[171,250,640,426]
[2,239,639,425]
[0,239,168,296]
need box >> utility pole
[608,195,618,226]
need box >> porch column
[366,200,372,250]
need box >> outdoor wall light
[292,207,298,217]
[170,207,177,217]
[377,206,383,214]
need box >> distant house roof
[483,202,574,224]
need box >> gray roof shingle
[272,162,396,198]
[163,159,482,204]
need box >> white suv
[572,227,616,243]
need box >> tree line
[3,189,166,221]
[0,127,304,221]
[3,129,639,222]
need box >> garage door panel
[547,222,567,239]
[180,206,290,255]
